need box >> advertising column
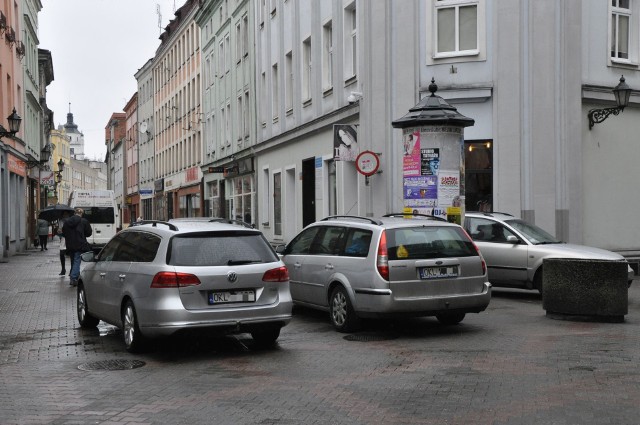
[393,79,473,225]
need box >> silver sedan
[464,212,635,293]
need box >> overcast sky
[39,0,180,161]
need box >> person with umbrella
[57,211,71,276]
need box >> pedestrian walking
[62,208,92,287]
[57,211,71,276]
[36,218,49,251]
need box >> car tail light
[262,266,289,282]
[376,230,389,281]
[462,229,487,275]
[151,271,201,288]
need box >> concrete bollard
[542,258,628,323]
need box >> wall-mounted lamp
[588,75,632,130]
[347,91,363,104]
[54,158,64,183]
[0,108,21,140]
[26,143,52,169]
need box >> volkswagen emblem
[227,271,237,282]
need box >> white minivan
[68,190,119,253]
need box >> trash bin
[542,258,628,323]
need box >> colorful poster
[403,176,437,207]
[402,131,421,176]
[437,170,461,206]
[420,148,440,176]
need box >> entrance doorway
[302,158,316,227]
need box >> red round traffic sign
[355,150,380,177]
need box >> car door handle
[294,262,301,269]
[100,272,106,278]
[118,274,126,281]
[325,264,334,270]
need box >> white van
[68,190,119,252]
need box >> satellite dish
[139,122,148,133]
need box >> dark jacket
[62,215,92,252]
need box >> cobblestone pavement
[1,241,639,425]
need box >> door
[282,226,320,302]
[302,157,316,227]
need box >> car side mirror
[80,251,96,262]
[275,244,286,254]
[506,235,519,244]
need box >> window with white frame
[242,15,249,57]
[243,91,250,138]
[225,34,231,72]
[262,167,270,226]
[302,37,312,101]
[434,0,479,58]
[225,103,231,146]
[273,171,282,236]
[237,95,243,141]
[323,20,333,90]
[285,51,293,111]
[344,4,357,80]
[611,0,631,62]
[261,72,267,126]
[236,22,242,64]
[218,39,225,77]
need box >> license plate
[419,266,459,279]
[208,290,256,304]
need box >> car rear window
[387,226,478,260]
[168,231,279,266]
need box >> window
[611,0,631,61]
[274,172,282,236]
[323,21,333,90]
[218,39,225,77]
[302,37,312,101]
[427,0,485,64]
[243,91,250,138]
[272,63,279,121]
[435,0,478,56]
[285,51,293,112]
[242,15,249,57]
[236,22,242,64]
[344,4,357,80]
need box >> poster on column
[437,170,461,207]
[402,131,421,176]
[403,176,437,208]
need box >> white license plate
[208,290,256,304]
[419,266,459,279]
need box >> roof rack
[134,220,179,231]
[383,212,447,222]
[466,211,514,217]
[320,215,383,225]
[209,218,254,228]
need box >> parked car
[276,214,491,332]
[463,212,635,293]
[76,219,292,352]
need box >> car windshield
[387,226,478,260]
[169,231,279,266]
[79,207,114,224]
[505,219,562,245]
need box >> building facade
[152,0,203,221]
[197,0,257,225]
[134,58,155,221]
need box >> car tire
[329,286,360,332]
[77,285,99,328]
[251,325,281,347]
[534,268,544,295]
[122,300,147,353]
[436,312,466,325]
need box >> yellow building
[50,128,70,205]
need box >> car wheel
[329,286,360,332]
[436,312,466,325]
[77,285,99,328]
[122,300,147,353]
[534,268,544,295]
[250,325,281,347]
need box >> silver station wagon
[277,214,492,332]
[77,219,292,352]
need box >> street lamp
[26,143,52,169]
[588,75,632,130]
[0,108,22,140]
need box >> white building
[248,0,639,264]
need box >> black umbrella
[38,204,74,222]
